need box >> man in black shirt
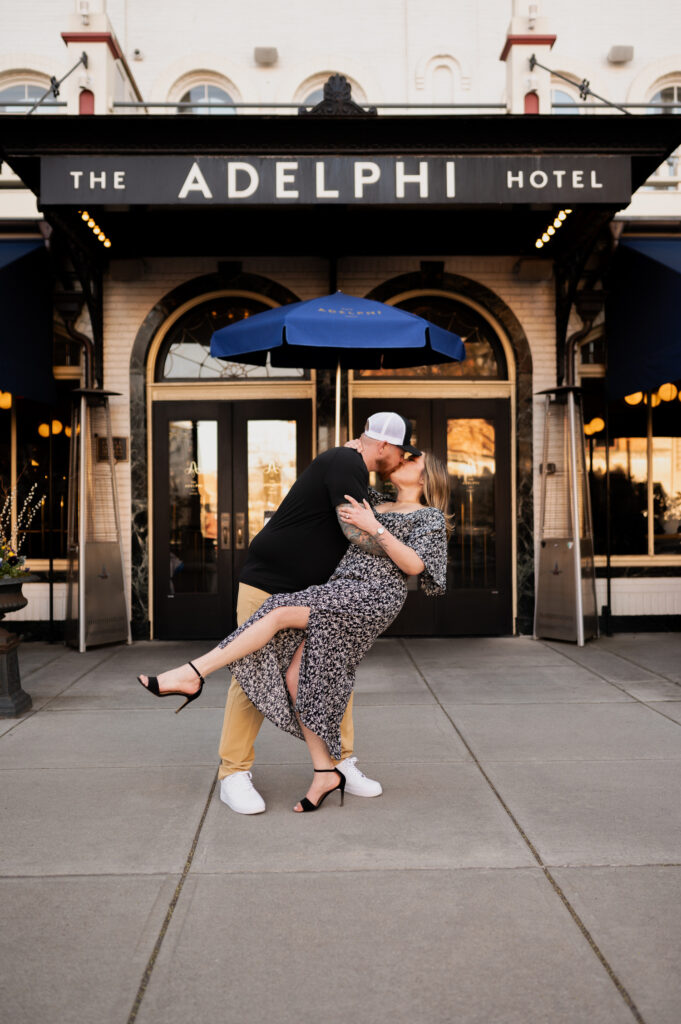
[219,411,418,814]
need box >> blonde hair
[420,451,454,539]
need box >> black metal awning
[1,113,680,262]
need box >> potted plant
[0,484,44,716]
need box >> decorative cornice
[500,35,557,62]
[61,32,123,61]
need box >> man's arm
[336,504,388,556]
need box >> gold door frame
[348,289,518,628]
[145,290,316,634]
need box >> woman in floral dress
[139,452,451,812]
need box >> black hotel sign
[41,155,631,205]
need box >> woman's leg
[139,605,310,694]
[284,642,340,812]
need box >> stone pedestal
[0,577,36,717]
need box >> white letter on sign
[590,170,603,189]
[396,161,429,198]
[113,171,126,190]
[178,161,213,199]
[315,162,339,199]
[529,170,548,189]
[354,162,381,198]
[227,162,259,198]
[507,170,524,188]
[446,161,456,198]
[572,170,584,188]
[90,171,106,189]
[69,171,83,189]
[276,162,299,198]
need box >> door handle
[235,512,246,549]
[220,512,231,549]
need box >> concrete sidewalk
[1,633,680,1024]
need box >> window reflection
[168,420,218,594]
[247,420,297,540]
[448,419,496,587]
[357,295,504,379]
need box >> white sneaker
[337,757,383,797]
[220,771,266,815]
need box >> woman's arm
[338,496,426,576]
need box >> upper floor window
[296,73,367,110]
[178,83,235,115]
[649,84,681,113]
[0,80,58,114]
[644,80,681,190]
[551,87,580,113]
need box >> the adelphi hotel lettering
[41,155,632,205]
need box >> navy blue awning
[606,239,681,398]
[0,240,55,404]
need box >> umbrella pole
[334,359,341,447]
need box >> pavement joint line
[541,639,681,687]
[398,638,649,1024]
[536,641,681,729]
[126,769,218,1024]
[1,647,121,738]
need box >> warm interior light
[0,391,12,410]
[535,239,544,249]
[81,210,89,221]
[644,392,661,407]
[87,218,95,228]
[542,232,550,243]
[38,422,50,438]
[590,417,605,433]
[65,426,72,438]
[553,218,562,228]
[624,392,643,405]
[97,231,105,241]
[564,208,572,214]
[584,422,595,436]
[547,225,555,236]
[658,382,678,401]
[51,419,63,435]
[31,459,39,467]
[558,211,567,221]
[103,239,111,248]
[92,224,100,234]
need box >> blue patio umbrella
[210,291,465,443]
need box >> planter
[0,574,39,717]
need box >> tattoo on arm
[336,507,388,557]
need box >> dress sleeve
[368,486,395,508]
[407,509,448,596]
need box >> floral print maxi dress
[219,506,448,760]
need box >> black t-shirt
[240,447,370,594]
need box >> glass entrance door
[152,400,312,639]
[353,398,512,635]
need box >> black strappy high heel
[297,767,346,812]
[137,661,205,713]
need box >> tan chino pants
[217,582,355,779]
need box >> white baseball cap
[364,412,422,456]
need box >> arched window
[356,294,508,379]
[0,79,57,113]
[551,87,580,113]
[296,73,367,109]
[154,296,308,381]
[177,83,235,114]
[645,80,681,189]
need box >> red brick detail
[61,32,123,61]
[500,35,557,61]
[79,89,95,115]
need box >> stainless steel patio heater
[64,389,131,651]
[535,387,598,645]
